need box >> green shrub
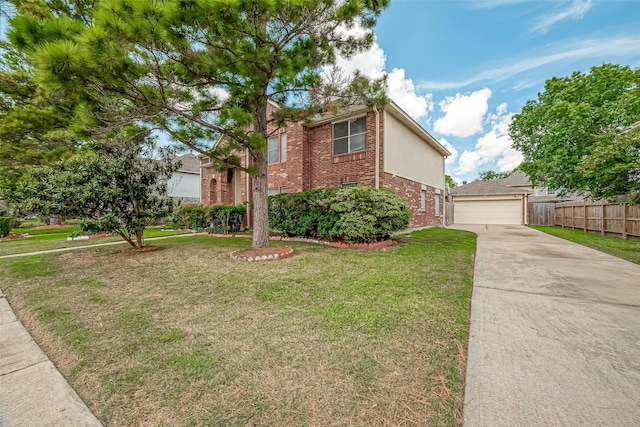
[177,206,208,229]
[329,187,410,243]
[269,187,410,243]
[208,205,246,234]
[0,216,10,238]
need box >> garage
[454,197,523,224]
[450,179,530,225]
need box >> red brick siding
[306,111,381,189]
[382,173,443,228]
[266,121,305,193]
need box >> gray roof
[173,153,200,174]
[494,171,531,187]
[451,179,532,196]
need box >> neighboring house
[167,153,201,204]
[200,101,451,228]
[451,171,578,225]
[0,200,9,214]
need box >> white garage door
[455,199,522,224]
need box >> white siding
[167,171,201,201]
[383,111,444,189]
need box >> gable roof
[307,101,451,157]
[494,171,530,187]
[172,153,200,174]
[451,179,532,196]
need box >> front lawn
[530,226,640,265]
[0,226,189,257]
[0,228,476,426]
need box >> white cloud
[439,137,458,166]
[532,0,592,34]
[454,103,523,175]
[419,35,640,91]
[434,88,492,137]
[387,68,434,120]
[326,28,434,121]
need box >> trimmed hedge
[177,206,208,229]
[0,216,9,238]
[175,205,246,233]
[208,205,246,234]
[269,186,410,244]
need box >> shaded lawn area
[0,226,189,256]
[0,228,476,426]
[530,226,640,265]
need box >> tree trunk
[252,101,271,249]
[252,151,270,248]
[136,230,144,248]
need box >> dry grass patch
[0,229,476,426]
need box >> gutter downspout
[374,106,380,190]
[245,148,251,229]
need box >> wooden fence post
[583,204,587,232]
[622,204,628,240]
[601,203,605,236]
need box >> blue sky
[347,0,640,183]
[2,1,640,183]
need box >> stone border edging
[229,246,294,262]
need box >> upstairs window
[333,116,366,155]
[267,136,279,164]
[280,133,287,162]
[267,133,287,165]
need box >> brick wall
[382,173,443,228]
[306,111,381,189]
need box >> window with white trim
[341,182,357,187]
[420,190,426,211]
[280,133,287,162]
[267,133,287,165]
[267,136,279,164]
[435,194,440,216]
[267,188,279,196]
[333,116,366,155]
[280,187,287,194]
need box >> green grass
[0,228,476,426]
[530,226,640,264]
[0,226,191,256]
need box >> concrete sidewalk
[457,225,640,427]
[0,289,102,426]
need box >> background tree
[445,174,457,188]
[576,125,640,203]
[8,0,389,249]
[4,130,179,248]
[510,63,640,197]
[477,170,511,181]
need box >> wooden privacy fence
[444,201,454,226]
[555,201,640,239]
[528,202,556,226]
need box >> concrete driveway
[455,225,640,427]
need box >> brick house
[200,101,450,228]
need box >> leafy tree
[8,0,389,248]
[445,174,457,188]
[478,170,511,181]
[510,63,640,197]
[3,131,179,248]
[576,125,640,203]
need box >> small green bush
[0,216,10,238]
[177,206,208,229]
[269,187,410,243]
[208,205,246,234]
